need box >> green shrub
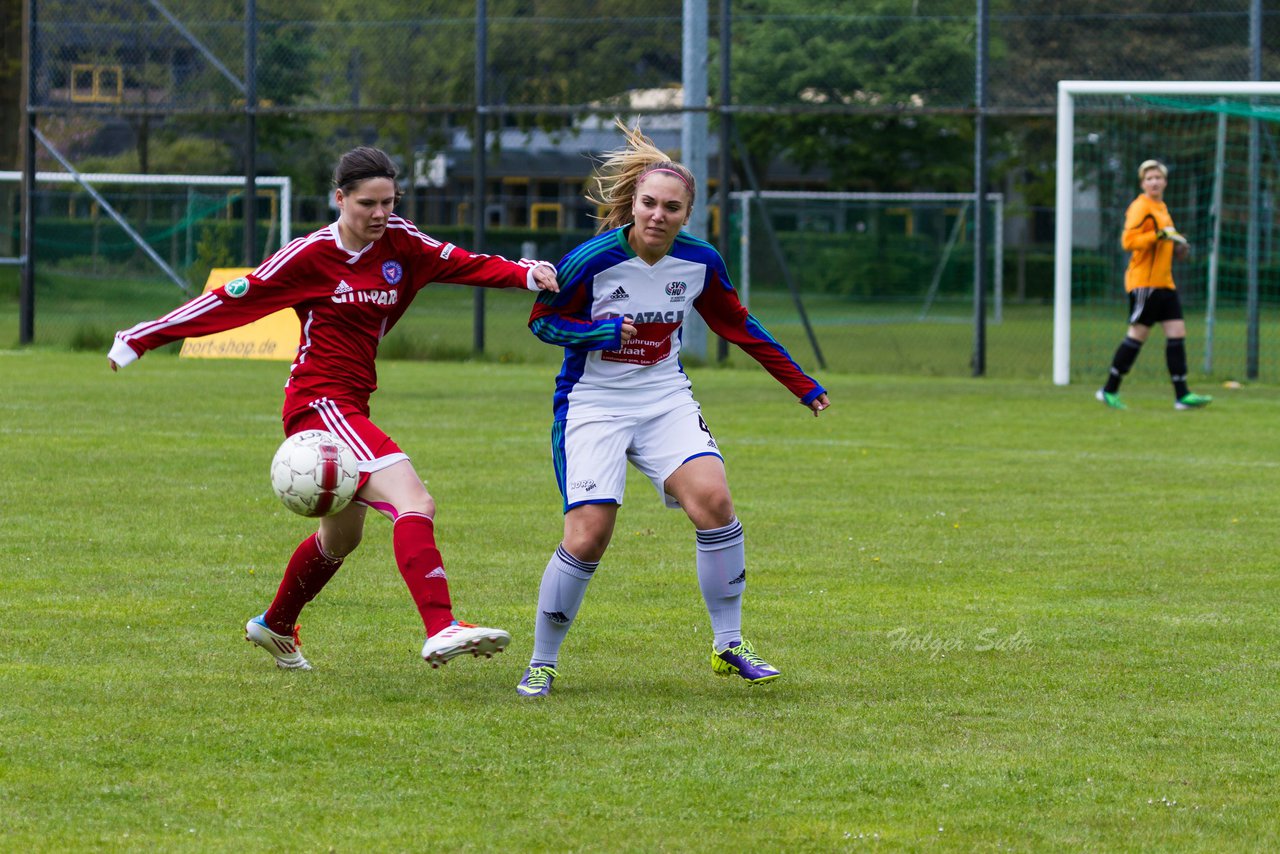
[69,324,112,352]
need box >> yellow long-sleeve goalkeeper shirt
[1121,194,1177,292]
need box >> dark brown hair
[333,146,402,201]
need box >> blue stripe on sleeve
[558,229,624,285]
[531,315,619,349]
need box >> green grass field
[3,351,1279,851]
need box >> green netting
[0,185,291,349]
[1071,93,1280,384]
[735,195,994,311]
[23,190,241,257]
[729,193,1032,377]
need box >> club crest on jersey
[224,277,250,298]
[665,281,687,299]
[382,260,403,285]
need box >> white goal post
[0,170,292,291]
[1053,80,1280,385]
[1,171,292,244]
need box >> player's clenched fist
[620,316,637,342]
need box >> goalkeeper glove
[1158,226,1188,245]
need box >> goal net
[1,171,292,289]
[732,190,1004,322]
[1054,81,1280,385]
[2,171,294,347]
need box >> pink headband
[642,167,693,192]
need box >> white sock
[696,517,745,652]
[530,544,598,666]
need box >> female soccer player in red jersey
[108,146,560,671]
[514,123,830,697]
[1096,159,1212,412]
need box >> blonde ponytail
[588,119,696,233]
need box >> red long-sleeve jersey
[111,216,544,417]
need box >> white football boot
[421,621,510,668]
[245,614,312,670]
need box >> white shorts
[554,399,723,512]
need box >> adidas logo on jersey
[607,286,630,301]
[333,280,353,295]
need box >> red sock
[264,533,343,634]
[393,513,455,636]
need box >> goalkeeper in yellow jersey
[1096,159,1212,411]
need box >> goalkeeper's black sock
[1104,336,1143,394]
[1166,337,1190,398]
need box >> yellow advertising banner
[179,268,299,361]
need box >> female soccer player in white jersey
[515,123,830,697]
[108,146,560,671]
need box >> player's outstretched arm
[529,312,634,350]
[694,271,826,406]
[106,274,298,372]
[107,335,141,372]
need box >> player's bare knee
[563,530,611,563]
[317,528,361,559]
[398,475,436,515]
[565,538,609,564]
[687,491,735,530]
[399,493,436,518]
[1127,324,1151,342]
[377,486,434,520]
[318,504,366,558]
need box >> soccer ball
[269,430,359,517]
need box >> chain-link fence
[5,1,1279,378]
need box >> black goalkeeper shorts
[1128,287,1183,326]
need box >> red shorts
[283,396,409,489]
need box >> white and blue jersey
[528,225,825,422]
